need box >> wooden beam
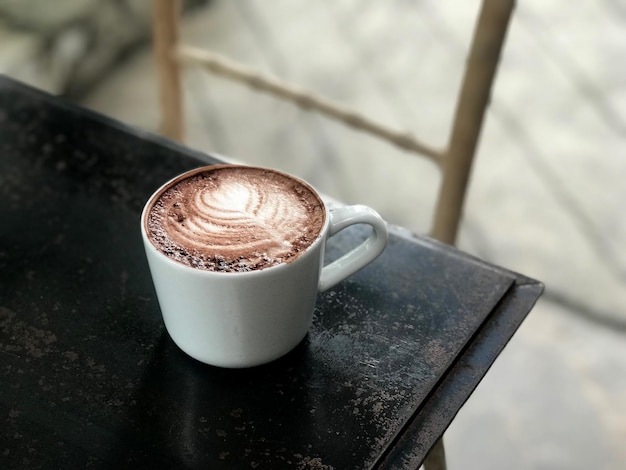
[152,0,184,142]
[431,0,516,245]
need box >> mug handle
[318,205,388,293]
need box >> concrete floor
[6,0,626,468]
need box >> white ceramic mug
[141,165,388,368]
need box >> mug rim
[140,164,329,277]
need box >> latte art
[146,166,326,272]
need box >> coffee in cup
[145,165,325,272]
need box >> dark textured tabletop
[0,76,542,469]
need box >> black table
[0,75,542,469]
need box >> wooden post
[426,1,515,469]
[423,439,447,470]
[152,0,184,141]
[430,0,515,245]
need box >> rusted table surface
[0,76,542,469]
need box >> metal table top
[0,76,542,469]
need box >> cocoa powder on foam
[145,166,325,272]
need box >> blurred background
[1,0,625,468]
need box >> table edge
[375,279,544,469]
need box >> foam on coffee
[145,165,326,272]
